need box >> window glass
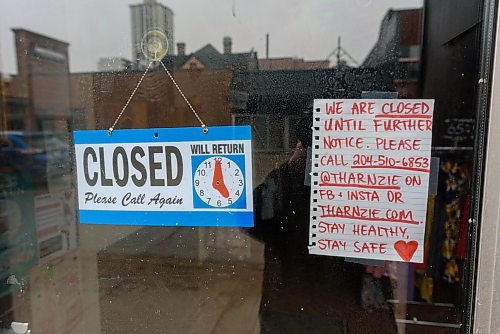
[0,1,489,333]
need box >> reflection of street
[96,227,264,334]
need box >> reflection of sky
[0,0,421,74]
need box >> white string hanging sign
[107,30,208,136]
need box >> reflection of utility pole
[0,72,9,136]
[0,37,7,134]
[337,36,341,67]
[0,73,7,134]
[266,33,269,59]
[327,36,359,67]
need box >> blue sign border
[74,126,251,144]
[79,210,253,227]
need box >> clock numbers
[193,156,245,208]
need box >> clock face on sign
[193,156,245,208]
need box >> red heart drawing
[394,240,419,262]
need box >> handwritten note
[309,99,434,263]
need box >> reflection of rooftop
[258,58,330,71]
[362,8,422,98]
[162,41,258,72]
[363,8,423,68]
[11,28,69,47]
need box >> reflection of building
[0,78,29,130]
[230,68,393,183]
[130,0,174,64]
[230,68,392,151]
[363,8,423,98]
[162,37,258,72]
[1,29,78,332]
[97,57,133,72]
[70,68,234,131]
[421,0,480,148]
[11,29,71,133]
[258,57,330,71]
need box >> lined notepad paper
[308,99,434,263]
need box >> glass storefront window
[0,1,497,333]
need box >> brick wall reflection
[69,69,233,131]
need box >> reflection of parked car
[0,131,70,183]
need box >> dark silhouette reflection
[249,128,397,334]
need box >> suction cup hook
[141,30,169,61]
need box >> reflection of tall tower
[130,0,174,65]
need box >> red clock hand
[212,159,230,198]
